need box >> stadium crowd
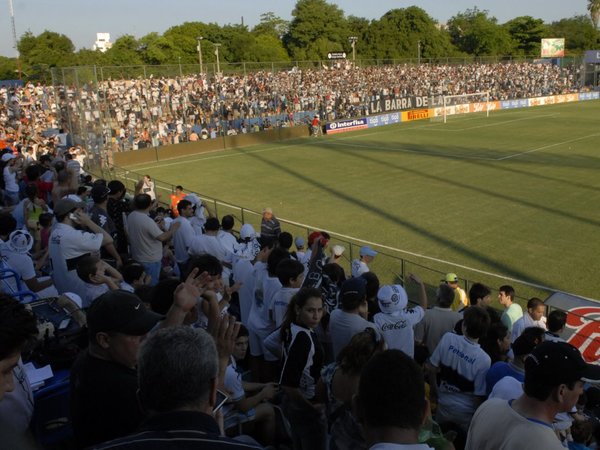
[1,60,600,450]
[1,61,580,153]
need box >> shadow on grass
[241,141,553,288]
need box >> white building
[93,33,112,52]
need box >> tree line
[1,0,599,81]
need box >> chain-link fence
[89,163,571,310]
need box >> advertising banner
[579,92,600,101]
[325,118,368,134]
[584,50,600,64]
[541,38,565,58]
[369,95,444,114]
[401,109,432,122]
[367,112,401,128]
[500,99,529,109]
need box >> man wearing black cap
[89,184,122,267]
[49,197,114,299]
[466,341,600,449]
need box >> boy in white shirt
[373,274,427,358]
[76,255,123,308]
[272,258,305,328]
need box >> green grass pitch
[123,100,600,302]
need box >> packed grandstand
[1,60,600,450]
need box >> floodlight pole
[196,36,203,74]
[349,36,358,61]
[214,43,222,74]
[418,40,421,65]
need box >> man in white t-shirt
[511,297,547,342]
[373,274,427,358]
[350,246,377,278]
[171,199,195,275]
[427,306,492,433]
[126,194,180,286]
[49,198,114,299]
[188,217,230,273]
[466,341,600,450]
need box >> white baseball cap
[377,284,408,314]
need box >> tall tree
[284,0,350,60]
[18,31,75,68]
[504,16,547,56]
[252,12,289,38]
[103,35,143,66]
[589,0,600,29]
[448,8,514,56]
[547,15,600,54]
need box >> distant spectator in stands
[169,185,185,217]
[272,258,305,328]
[427,306,491,433]
[498,284,523,332]
[137,174,156,201]
[373,274,427,358]
[260,207,281,240]
[442,272,468,311]
[415,283,462,353]
[126,193,180,286]
[350,246,377,278]
[171,199,195,274]
[49,197,114,299]
[355,350,432,450]
[106,180,129,255]
[511,297,547,342]
[545,310,567,342]
[89,184,122,268]
[330,277,378,359]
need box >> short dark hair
[360,271,380,300]
[358,350,426,430]
[278,232,293,250]
[547,310,567,333]
[469,282,491,306]
[107,180,125,195]
[267,247,290,277]
[175,185,183,191]
[176,199,191,214]
[0,214,17,236]
[220,215,234,231]
[150,278,181,314]
[204,217,220,231]
[186,254,222,278]
[122,262,145,284]
[499,285,515,301]
[39,212,54,228]
[463,306,491,339]
[437,283,455,308]
[527,297,544,310]
[76,255,101,283]
[276,258,304,286]
[0,294,38,360]
[134,193,152,210]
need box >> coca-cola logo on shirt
[381,320,407,331]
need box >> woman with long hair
[279,287,326,450]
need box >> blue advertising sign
[326,118,369,134]
[584,50,600,64]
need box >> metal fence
[88,163,579,309]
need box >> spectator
[48,197,114,299]
[76,255,124,307]
[498,284,523,332]
[373,274,427,358]
[355,350,434,450]
[294,236,306,262]
[2,153,22,206]
[351,246,377,278]
[511,297,547,342]
[272,258,305,328]
[427,306,491,434]
[260,207,281,240]
[279,287,326,450]
[169,185,185,217]
[92,323,258,450]
[120,261,149,292]
[466,341,600,450]
[89,184,122,267]
[415,283,462,354]
[480,322,511,364]
[545,310,567,342]
[442,272,468,312]
[126,193,180,286]
[330,277,378,359]
[106,180,129,256]
[171,199,195,274]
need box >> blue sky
[0,0,591,57]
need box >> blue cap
[360,246,378,257]
[295,236,305,247]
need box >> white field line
[437,113,560,132]
[118,176,595,300]
[497,133,600,161]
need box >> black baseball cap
[91,184,111,203]
[87,290,164,336]
[525,341,600,384]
